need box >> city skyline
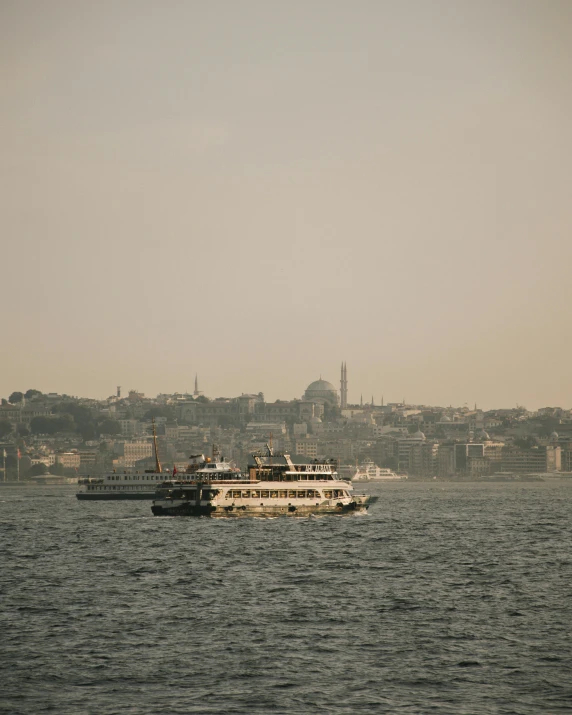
[1,363,569,413]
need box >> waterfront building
[454,443,485,472]
[560,446,572,472]
[56,452,81,470]
[500,445,561,473]
[397,430,426,472]
[467,456,490,477]
[437,444,455,477]
[31,453,57,468]
[408,442,439,477]
[78,448,98,470]
[484,442,504,467]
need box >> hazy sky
[2,1,572,409]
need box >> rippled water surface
[2,481,572,714]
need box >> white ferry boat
[76,452,242,500]
[351,460,404,482]
[76,425,241,500]
[77,470,171,499]
[151,451,376,517]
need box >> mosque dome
[303,379,339,406]
[480,430,491,440]
[550,431,559,441]
[413,429,426,440]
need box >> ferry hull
[151,501,373,517]
[77,492,155,500]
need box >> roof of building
[305,379,337,393]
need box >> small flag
[172,465,177,476]
[17,448,21,459]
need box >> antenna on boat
[262,433,273,479]
[267,432,274,460]
[152,417,162,473]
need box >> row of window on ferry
[226,489,348,499]
[107,475,156,481]
[89,485,152,490]
[164,488,349,500]
[255,474,334,481]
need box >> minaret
[340,362,348,409]
[194,374,199,397]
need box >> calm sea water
[1,481,572,715]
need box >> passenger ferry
[75,454,240,500]
[351,460,404,481]
[151,451,376,517]
[77,470,172,499]
[76,423,240,500]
